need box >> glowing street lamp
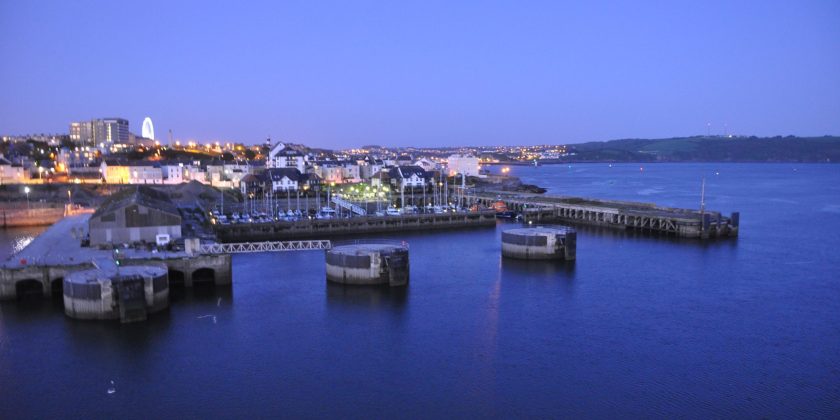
[24,186,31,210]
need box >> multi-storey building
[70,118,130,148]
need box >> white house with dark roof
[267,142,307,172]
[266,167,303,191]
[388,166,428,189]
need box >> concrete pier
[215,211,497,242]
[473,193,738,239]
[0,215,231,303]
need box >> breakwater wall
[214,211,497,242]
[0,253,231,301]
[1,208,65,227]
[473,193,738,239]
[1,205,94,228]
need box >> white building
[317,164,344,185]
[100,160,163,184]
[340,162,361,183]
[161,164,185,184]
[447,154,480,177]
[266,168,303,191]
[359,156,385,179]
[388,166,427,189]
[267,142,307,172]
[414,158,438,172]
[0,155,25,184]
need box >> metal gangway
[200,240,332,254]
[331,195,367,216]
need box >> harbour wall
[215,211,497,242]
[0,253,231,300]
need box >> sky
[1,1,839,148]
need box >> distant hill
[562,136,840,163]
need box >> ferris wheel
[141,117,155,140]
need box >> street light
[24,186,30,210]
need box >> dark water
[1,163,839,418]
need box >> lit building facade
[70,118,130,147]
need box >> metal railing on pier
[200,240,332,254]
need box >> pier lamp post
[24,186,31,210]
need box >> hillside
[563,136,840,163]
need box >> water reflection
[500,255,575,276]
[499,256,576,294]
[558,223,740,249]
[325,282,408,311]
[169,283,234,307]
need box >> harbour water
[1,163,839,418]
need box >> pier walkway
[200,240,332,254]
[471,192,738,239]
[215,210,497,243]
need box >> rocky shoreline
[471,175,546,194]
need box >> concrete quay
[0,215,231,301]
[2,207,66,227]
[214,210,497,242]
[473,192,738,239]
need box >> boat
[318,207,336,219]
[493,200,517,218]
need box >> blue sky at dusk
[1,1,838,148]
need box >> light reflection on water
[0,226,46,260]
[12,236,34,254]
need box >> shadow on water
[1,297,64,324]
[169,283,234,306]
[325,281,409,312]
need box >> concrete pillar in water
[63,264,169,323]
[501,227,576,261]
[325,241,410,287]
